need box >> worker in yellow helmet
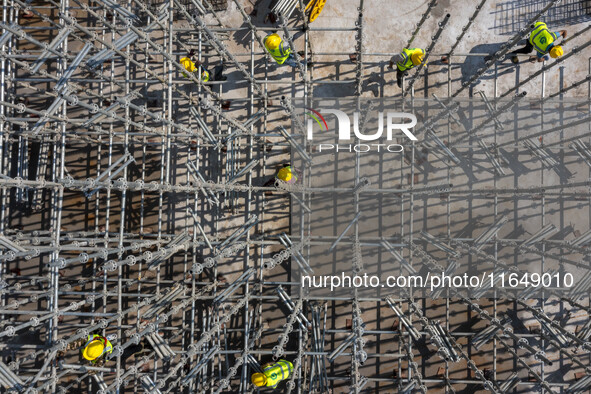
[264,33,309,69]
[65,333,112,361]
[388,48,426,88]
[81,334,113,365]
[263,165,299,194]
[180,51,226,82]
[510,22,567,63]
[63,333,114,373]
[252,359,294,389]
[276,165,298,184]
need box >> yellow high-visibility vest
[264,35,291,65]
[397,48,424,72]
[263,359,293,388]
[529,22,558,55]
[182,69,210,82]
[201,69,210,82]
[83,334,113,360]
[180,57,210,82]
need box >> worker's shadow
[361,73,388,98]
[233,21,307,52]
[458,43,516,86]
[546,363,573,383]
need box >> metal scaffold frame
[0,0,590,393]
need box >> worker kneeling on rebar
[251,359,294,389]
[81,334,113,365]
[388,48,426,88]
[510,21,566,63]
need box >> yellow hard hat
[411,52,424,66]
[277,167,292,182]
[549,45,563,59]
[82,339,105,361]
[265,34,282,50]
[252,372,267,387]
[180,57,196,72]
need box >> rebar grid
[0,0,589,393]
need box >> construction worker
[66,333,113,367]
[252,359,294,389]
[388,48,426,88]
[277,165,298,184]
[82,334,113,365]
[180,53,226,82]
[509,22,567,63]
[264,33,307,69]
[263,165,298,195]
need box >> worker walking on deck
[388,48,426,88]
[252,359,294,389]
[509,22,567,63]
[264,33,307,69]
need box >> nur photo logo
[303,106,419,153]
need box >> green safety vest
[529,22,558,55]
[264,35,291,65]
[83,334,113,362]
[263,359,293,388]
[397,48,424,72]
[182,66,210,82]
[201,68,210,82]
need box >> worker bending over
[388,48,426,88]
[252,359,294,389]
[264,33,307,69]
[510,21,566,63]
[180,51,226,82]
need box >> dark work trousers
[396,69,408,88]
[212,65,224,81]
[510,40,534,55]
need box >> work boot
[511,56,519,64]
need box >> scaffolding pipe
[405,0,437,48]
[446,0,487,57]
[403,13,450,98]
[328,212,362,253]
[452,0,561,97]
[500,36,591,98]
